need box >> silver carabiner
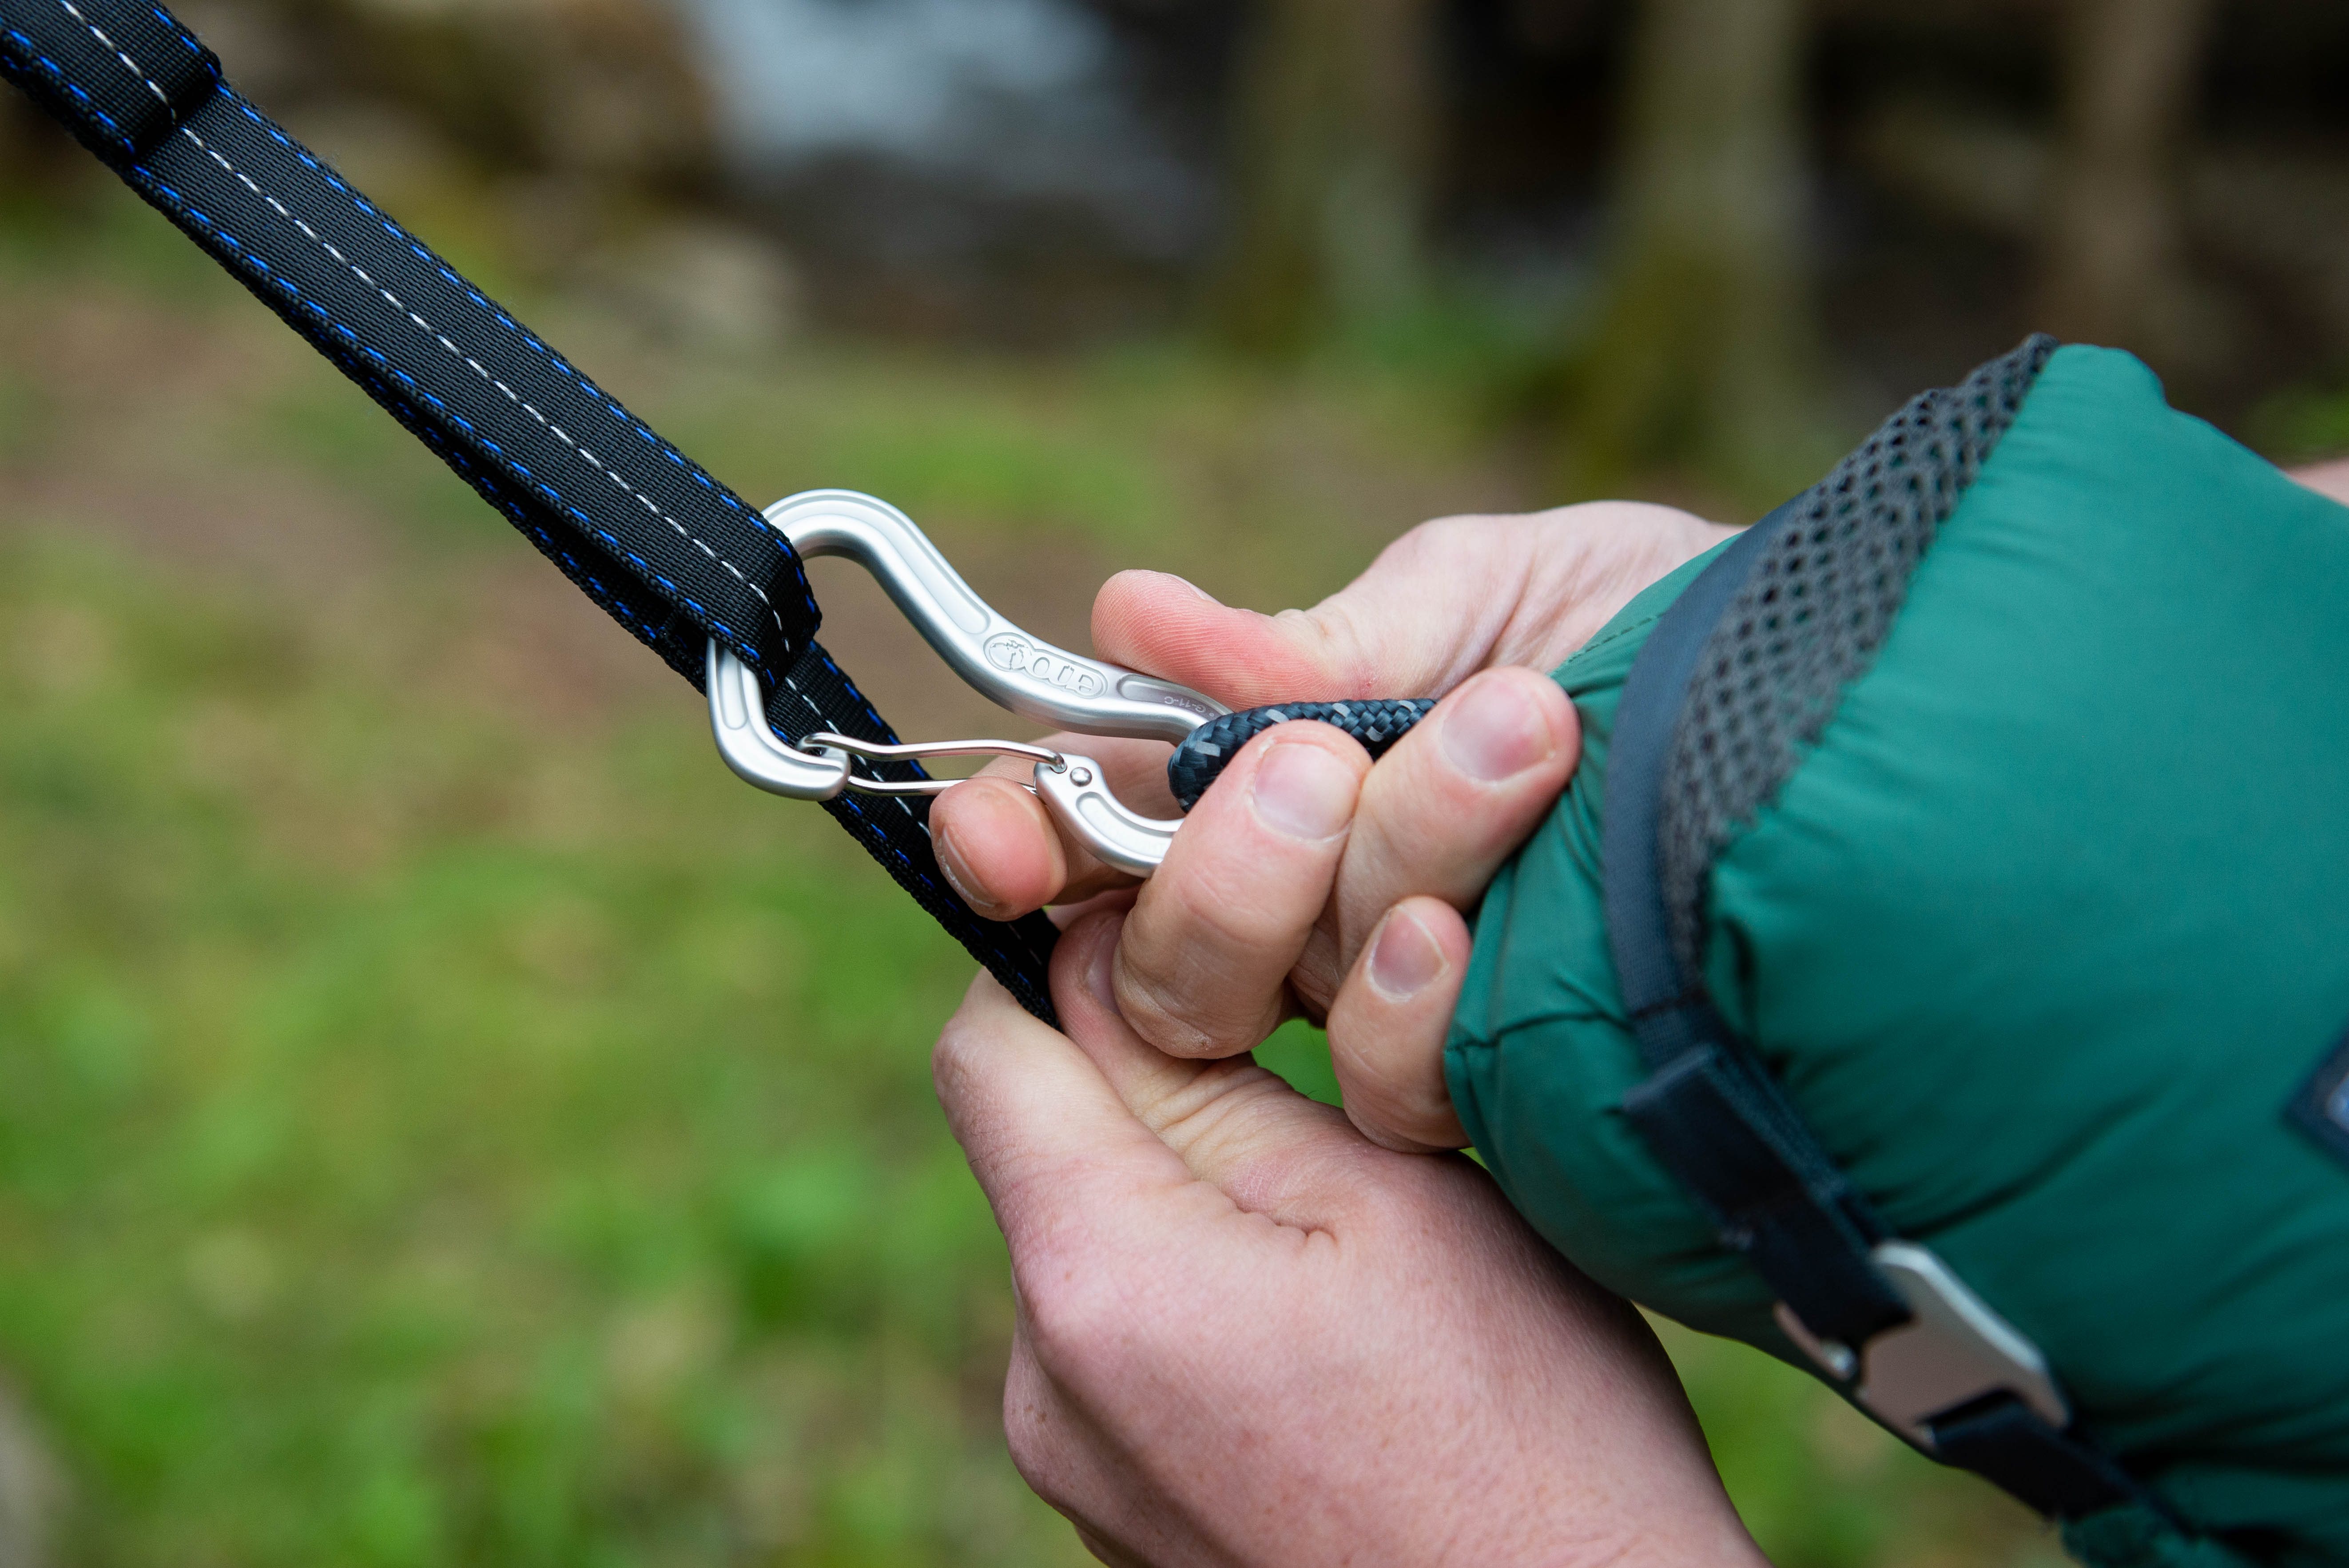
[707,489,1221,876]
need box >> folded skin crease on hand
[932,912,1768,1568]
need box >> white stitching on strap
[56,0,169,107]
[780,674,926,829]
[174,122,787,637]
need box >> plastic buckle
[1776,1241,2071,1451]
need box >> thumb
[1090,519,1534,709]
[1049,912,1386,1226]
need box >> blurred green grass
[2247,381,2349,468]
[0,535,1083,1567]
[0,185,2059,1566]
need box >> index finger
[928,734,1173,918]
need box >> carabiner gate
[707,490,1224,877]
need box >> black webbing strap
[1,0,1060,1021]
[1600,506,2152,1520]
[1930,1394,2152,1521]
[1620,1041,1909,1349]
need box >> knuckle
[1380,512,1511,580]
[1297,599,1375,692]
[1012,1255,1136,1394]
[1391,512,1481,560]
[1113,966,1208,1056]
[1115,891,1318,1053]
[1163,853,1305,951]
[1113,953,1256,1059]
[1328,1002,1442,1105]
[1157,803,1338,949]
[930,1013,980,1101]
[1001,1384,1080,1508]
[1288,926,1344,1017]
[1330,1045,1463,1154]
[1339,1090,1443,1156]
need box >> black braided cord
[1168,700,1437,811]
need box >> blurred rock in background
[176,0,721,199]
[103,0,804,351]
[572,216,804,353]
[689,0,1224,342]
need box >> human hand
[931,501,1729,922]
[927,502,1731,1146]
[934,913,1764,1568]
[2289,458,2349,508]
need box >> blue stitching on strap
[0,29,137,156]
[223,93,817,618]
[133,162,786,682]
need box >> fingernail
[1367,908,1447,1001]
[1083,916,1120,1008]
[1440,675,1554,784]
[934,828,1002,917]
[1251,740,1356,842]
[1138,569,1220,607]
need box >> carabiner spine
[766,491,1228,746]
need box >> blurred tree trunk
[1558,0,1822,499]
[0,95,35,199]
[1210,0,1443,357]
[2037,0,2217,361]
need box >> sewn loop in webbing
[0,0,219,165]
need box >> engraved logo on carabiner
[985,634,1105,699]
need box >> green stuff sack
[1446,338,2349,1567]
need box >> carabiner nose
[1033,755,1181,877]
[769,490,1227,745]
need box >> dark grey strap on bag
[1602,337,2164,1522]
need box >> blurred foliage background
[1,1,2345,1564]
